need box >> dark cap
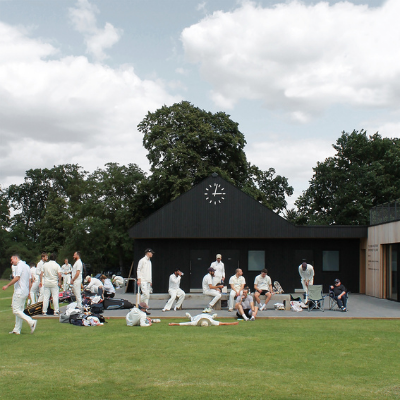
[145,248,155,254]
[138,302,148,309]
[334,278,340,284]
[207,267,216,272]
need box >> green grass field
[1,279,400,399]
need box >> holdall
[90,302,104,314]
[103,298,133,310]
[24,302,54,316]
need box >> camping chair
[307,285,325,312]
[328,292,349,311]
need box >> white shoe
[162,308,167,312]
[228,309,233,312]
[203,307,212,313]
[185,313,192,319]
[242,314,249,321]
[174,306,178,311]
[260,304,266,311]
[250,316,255,321]
[30,320,37,334]
[9,331,20,335]
[211,314,218,319]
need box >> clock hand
[213,185,218,196]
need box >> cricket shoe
[203,307,212,313]
[30,320,37,334]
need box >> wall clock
[204,183,226,205]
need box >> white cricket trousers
[30,281,40,304]
[12,293,34,334]
[204,289,221,307]
[140,282,151,305]
[72,280,82,308]
[62,275,71,291]
[43,285,60,314]
[164,288,185,310]
[228,290,242,310]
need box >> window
[248,251,265,271]
[322,251,339,271]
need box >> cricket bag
[103,298,133,310]
[24,301,54,316]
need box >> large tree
[138,101,292,213]
[295,130,400,225]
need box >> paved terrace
[91,289,400,319]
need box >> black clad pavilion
[129,174,367,293]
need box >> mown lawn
[1,279,400,399]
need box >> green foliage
[139,101,293,213]
[295,130,400,225]
[1,268,11,279]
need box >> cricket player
[162,268,185,312]
[169,312,238,326]
[137,248,154,306]
[126,303,152,327]
[61,259,72,291]
[298,260,315,302]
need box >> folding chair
[307,285,325,312]
[328,292,349,311]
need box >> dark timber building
[129,174,367,294]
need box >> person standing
[298,260,315,302]
[36,252,48,301]
[41,253,62,315]
[137,248,154,306]
[60,259,72,292]
[254,268,273,311]
[2,254,37,334]
[162,268,185,312]
[210,254,225,286]
[202,267,223,313]
[228,268,246,312]
[71,251,83,308]
[29,263,40,305]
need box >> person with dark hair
[329,278,347,312]
[137,248,154,306]
[29,262,39,305]
[162,268,185,312]
[298,260,314,303]
[254,268,273,311]
[202,267,223,313]
[60,259,72,291]
[100,275,115,298]
[41,253,62,315]
[71,251,83,308]
[2,254,37,334]
[235,287,258,321]
[36,252,48,301]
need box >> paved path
[96,290,400,319]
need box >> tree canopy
[139,101,293,212]
[293,130,400,225]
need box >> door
[190,250,210,290]
[220,250,240,283]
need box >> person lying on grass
[169,312,238,327]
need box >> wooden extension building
[129,173,368,295]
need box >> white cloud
[0,21,180,187]
[246,136,337,208]
[181,0,400,118]
[68,0,122,61]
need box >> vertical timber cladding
[133,238,361,294]
[129,175,367,294]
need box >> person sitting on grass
[236,287,258,321]
[169,312,238,327]
[329,278,348,312]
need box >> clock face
[204,183,226,205]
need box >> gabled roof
[129,174,367,239]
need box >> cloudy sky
[0,0,397,208]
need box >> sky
[0,0,397,209]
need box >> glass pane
[248,251,265,271]
[322,251,339,271]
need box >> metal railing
[370,199,400,225]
